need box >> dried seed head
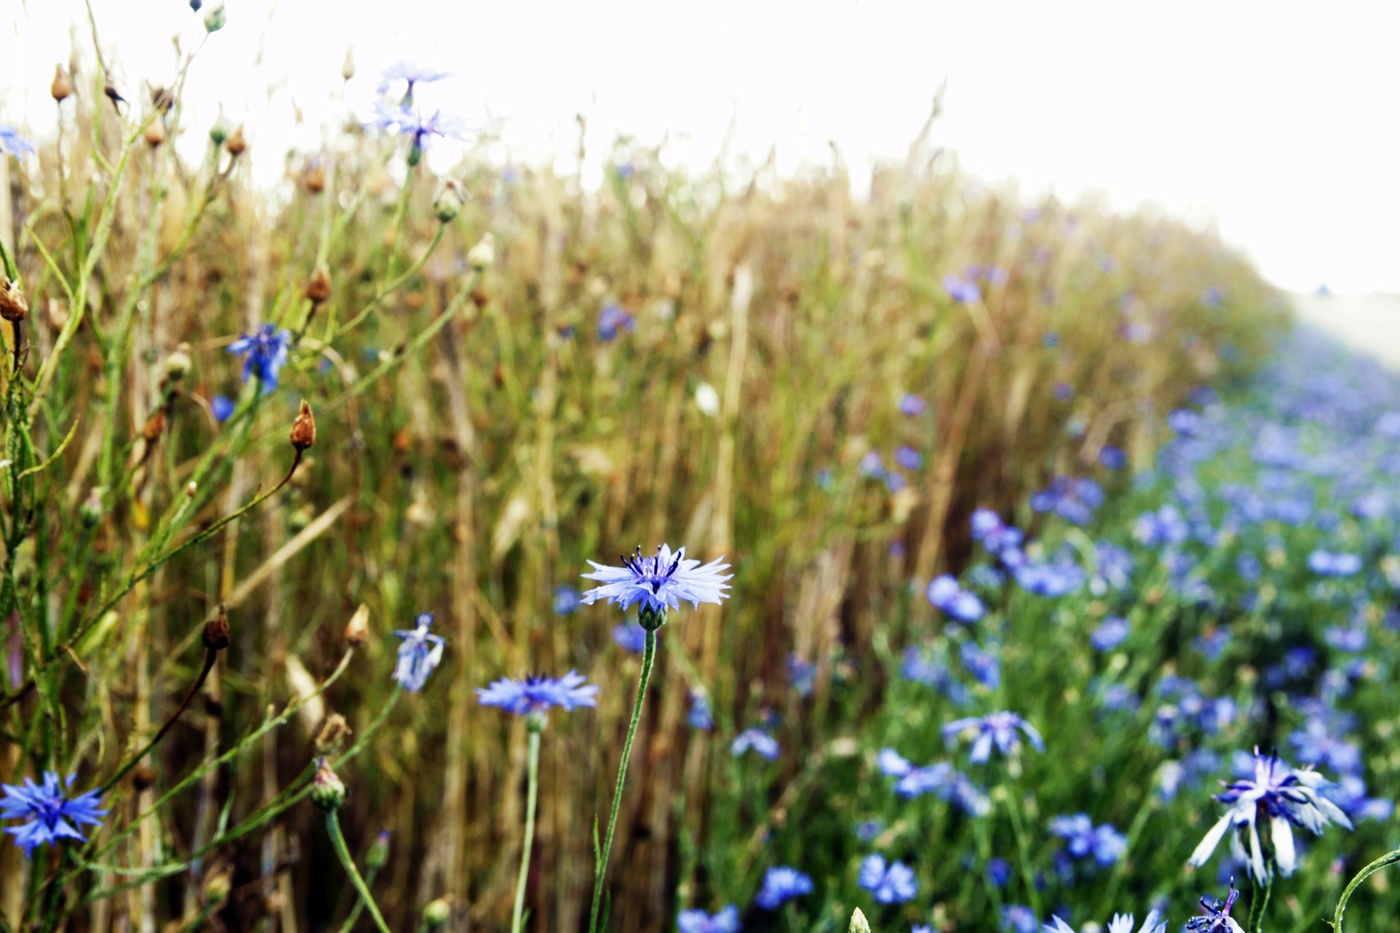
[304,162,326,194]
[304,266,331,304]
[314,712,353,753]
[104,83,126,113]
[142,409,165,443]
[225,125,246,156]
[202,605,231,652]
[150,86,174,114]
[0,276,29,323]
[144,118,167,148]
[51,64,73,102]
[132,764,158,791]
[290,400,316,452]
[344,603,370,647]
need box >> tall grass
[0,26,1288,931]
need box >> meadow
[7,12,1399,933]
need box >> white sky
[4,0,1399,293]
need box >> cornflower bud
[422,899,451,930]
[432,180,465,223]
[51,65,73,102]
[80,488,104,527]
[344,603,370,647]
[849,908,871,933]
[226,125,246,156]
[366,830,390,869]
[290,400,316,452]
[466,232,495,271]
[202,606,230,652]
[0,275,30,323]
[341,47,356,82]
[163,343,192,381]
[304,266,331,304]
[144,118,166,148]
[311,758,346,812]
[209,123,228,147]
[203,4,226,32]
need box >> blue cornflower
[377,61,451,100]
[943,711,1044,763]
[788,655,816,697]
[858,853,918,903]
[2,772,107,856]
[944,274,982,303]
[1044,911,1166,933]
[678,905,740,933]
[731,728,779,761]
[1306,550,1362,576]
[477,671,598,715]
[1185,881,1244,933]
[894,446,922,470]
[392,613,446,692]
[227,324,291,392]
[959,641,1000,688]
[210,394,236,423]
[581,544,732,620]
[926,575,985,622]
[1001,905,1038,933]
[987,857,1012,887]
[1188,748,1352,879]
[1091,617,1130,652]
[1289,720,1361,774]
[687,690,714,730]
[0,127,36,160]
[755,866,812,909]
[1049,813,1127,866]
[1098,445,1127,469]
[898,393,926,415]
[859,451,885,478]
[553,585,582,615]
[598,304,636,341]
[372,102,469,162]
[611,622,647,653]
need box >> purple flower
[392,613,446,692]
[960,641,1000,688]
[372,102,469,160]
[926,575,985,622]
[611,622,647,653]
[210,394,236,423]
[943,711,1044,763]
[678,905,740,933]
[788,655,816,697]
[581,544,732,618]
[859,451,885,478]
[687,690,714,730]
[1185,881,1244,933]
[1098,446,1127,469]
[755,866,812,909]
[598,304,636,341]
[895,446,922,471]
[477,670,599,715]
[898,393,926,416]
[944,274,982,303]
[1000,905,1038,933]
[1045,912,1165,933]
[227,324,291,391]
[1,772,107,857]
[732,728,779,761]
[987,857,1012,887]
[0,127,35,160]
[857,853,918,903]
[1188,748,1352,879]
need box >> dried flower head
[289,400,316,452]
[225,125,246,156]
[51,65,73,102]
[344,604,370,647]
[201,606,230,652]
[0,275,30,323]
[304,267,331,304]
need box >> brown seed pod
[290,399,316,451]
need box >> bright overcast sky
[4,0,1399,294]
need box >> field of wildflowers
[10,9,1400,933]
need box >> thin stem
[1000,770,1041,919]
[325,811,391,933]
[588,628,657,933]
[1330,847,1400,933]
[512,729,542,933]
[1249,873,1272,933]
[100,647,219,795]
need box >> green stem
[1249,873,1272,933]
[1000,771,1041,918]
[587,628,657,933]
[325,811,391,933]
[1331,847,1400,933]
[336,861,384,933]
[512,729,542,933]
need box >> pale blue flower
[858,853,918,903]
[678,904,740,933]
[732,728,779,761]
[392,612,445,692]
[581,544,732,615]
[477,670,598,715]
[943,711,1044,763]
[755,866,812,909]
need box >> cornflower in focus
[943,711,1044,763]
[677,905,739,933]
[477,671,599,717]
[392,612,446,692]
[755,866,812,909]
[1188,747,1352,879]
[228,323,291,392]
[857,853,918,903]
[1,772,107,856]
[581,543,731,628]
